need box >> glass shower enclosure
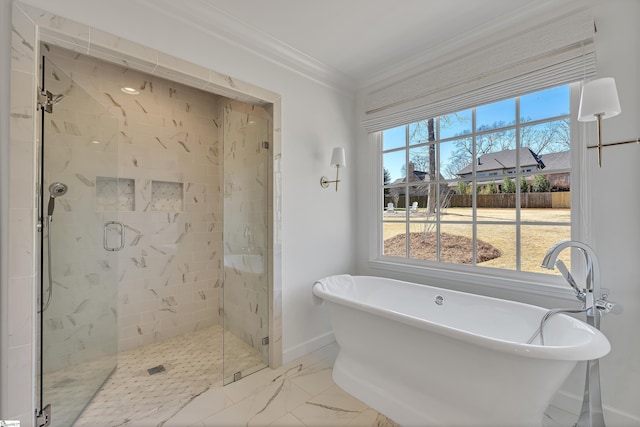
[222,110,271,384]
[36,49,272,424]
[37,56,120,426]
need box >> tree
[520,176,529,193]
[502,177,516,193]
[484,181,498,194]
[408,119,437,214]
[532,175,551,192]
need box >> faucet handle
[595,298,623,315]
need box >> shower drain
[147,365,166,375]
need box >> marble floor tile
[49,335,568,427]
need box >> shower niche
[96,177,135,211]
[151,180,184,212]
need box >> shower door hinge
[38,89,54,113]
[36,404,52,427]
[233,371,242,382]
[262,336,269,346]
[261,141,269,149]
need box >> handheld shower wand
[47,182,68,220]
[40,182,68,313]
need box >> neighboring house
[456,148,570,191]
[387,162,449,207]
[538,151,571,191]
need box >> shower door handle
[104,221,125,251]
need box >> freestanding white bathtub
[312,275,610,427]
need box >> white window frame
[368,83,587,299]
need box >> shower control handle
[104,221,125,251]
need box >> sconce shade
[330,147,346,168]
[578,77,621,122]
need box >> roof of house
[457,147,543,176]
[538,150,570,170]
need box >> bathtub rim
[313,274,611,361]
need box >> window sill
[368,258,578,302]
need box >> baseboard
[282,330,335,364]
[553,390,640,426]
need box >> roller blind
[362,8,596,133]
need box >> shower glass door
[39,56,120,426]
[222,110,270,384]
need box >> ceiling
[145,0,579,90]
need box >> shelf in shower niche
[96,177,135,211]
[151,180,184,212]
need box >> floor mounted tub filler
[312,275,610,427]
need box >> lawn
[382,208,571,274]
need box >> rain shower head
[47,182,68,217]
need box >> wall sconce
[320,147,346,191]
[578,77,639,167]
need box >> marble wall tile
[7,344,34,418]
[41,44,226,356]
[11,3,36,74]
[16,2,91,45]
[89,27,158,71]
[8,276,33,348]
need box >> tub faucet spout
[541,240,607,427]
[541,241,600,319]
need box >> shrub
[456,181,468,195]
[502,177,516,193]
[484,181,498,194]
[532,175,551,192]
[520,176,529,193]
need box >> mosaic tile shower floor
[47,325,264,427]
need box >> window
[380,84,573,275]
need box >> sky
[382,85,570,183]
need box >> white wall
[355,0,640,424]
[1,0,356,422]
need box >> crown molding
[137,0,356,93]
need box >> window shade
[362,8,596,133]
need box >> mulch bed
[384,232,501,264]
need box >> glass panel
[521,225,571,274]
[382,125,406,150]
[41,57,119,427]
[440,109,472,139]
[223,110,270,384]
[521,119,571,158]
[382,223,406,257]
[440,137,473,180]
[409,145,433,177]
[440,223,473,265]
[383,190,403,216]
[476,130,516,221]
[408,222,436,261]
[477,224,515,270]
[408,184,430,222]
[521,85,570,122]
[409,119,434,145]
[446,179,473,222]
[476,98,515,131]
[383,150,406,185]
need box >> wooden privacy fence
[449,192,570,208]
